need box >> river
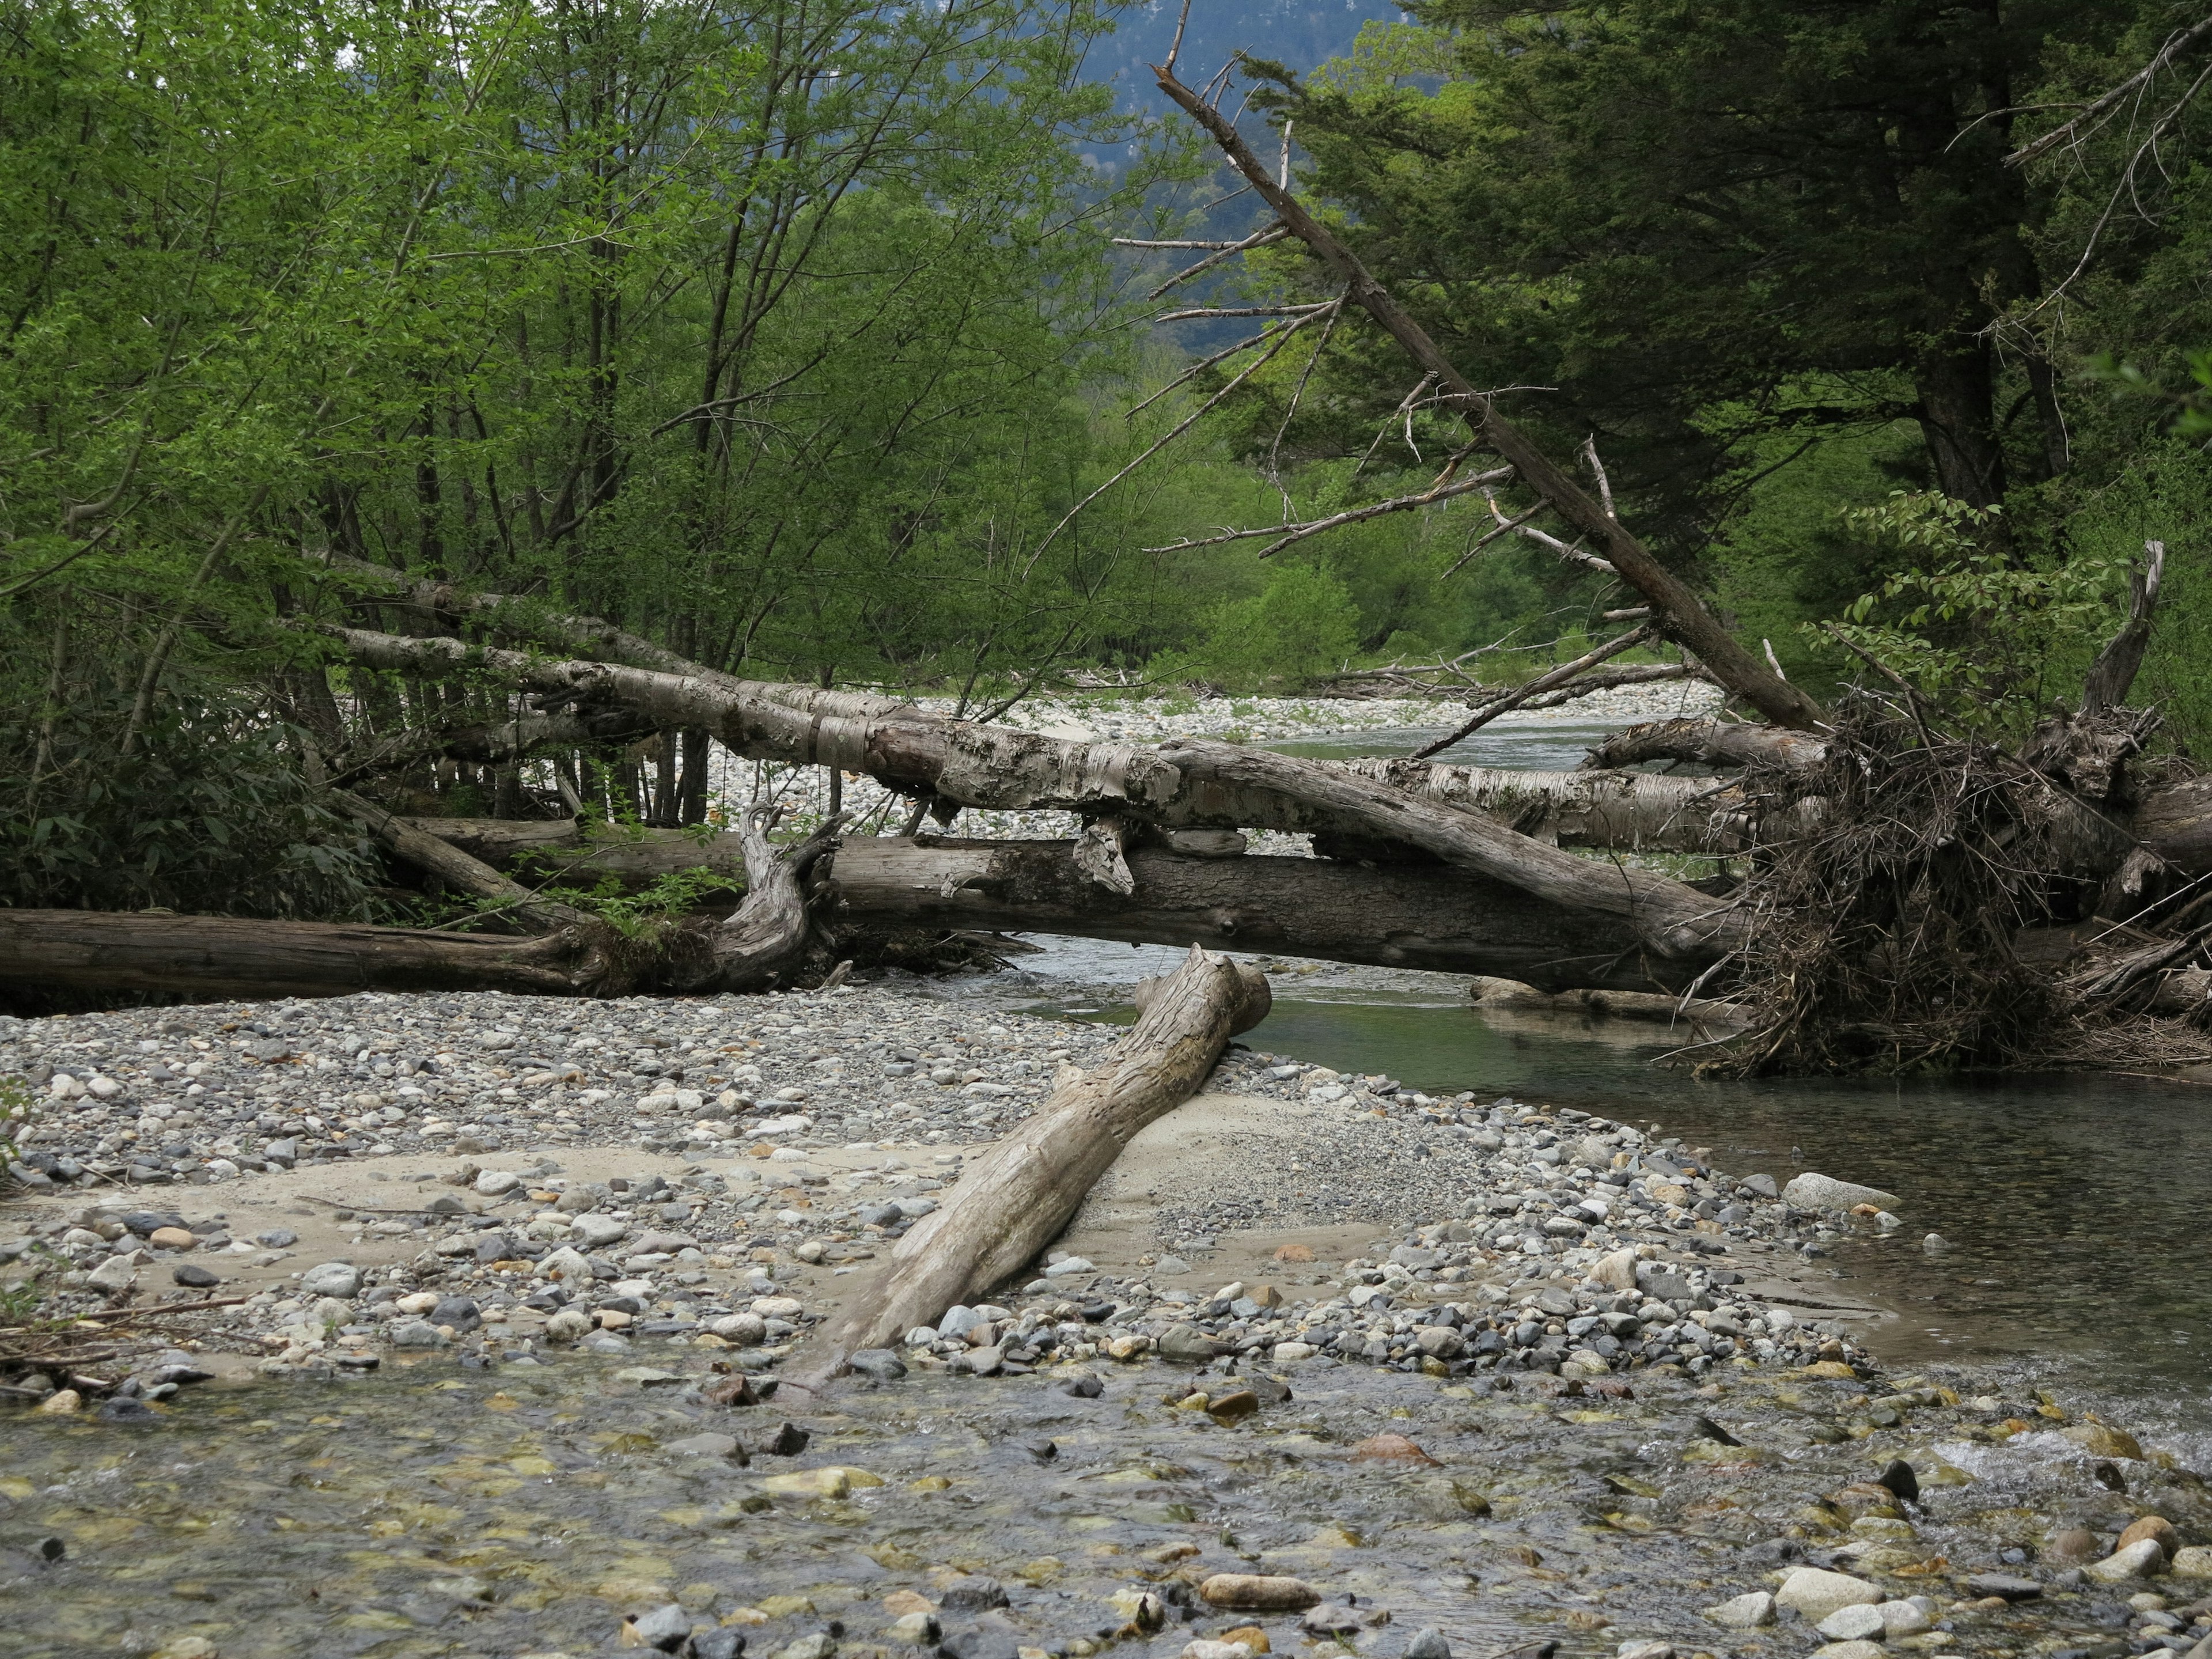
[978,713,2212,1421]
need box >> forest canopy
[7,0,2212,926]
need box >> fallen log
[0,910,613,1002]
[404,825,1696,992]
[823,837,1682,991]
[794,944,1271,1391]
[332,626,1743,938]
[0,835,1694,1006]
[1581,717,1831,773]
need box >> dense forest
[7,0,2212,1069]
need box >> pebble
[1199,1575,1321,1611]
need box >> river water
[989,713,2212,1421]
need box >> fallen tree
[794,944,1272,1391]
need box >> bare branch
[1146,225,1290,301]
[1026,302,1337,570]
[1145,465,1512,556]
[1411,625,1654,760]
[2006,15,2212,166]
[1154,302,1334,321]
[1580,434,1618,521]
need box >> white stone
[1043,1256,1094,1277]
[570,1214,628,1248]
[1816,1604,1886,1642]
[535,1245,594,1281]
[1777,1568,1881,1622]
[1703,1592,1775,1629]
[1782,1172,1902,1212]
[474,1169,521,1195]
[751,1296,804,1320]
[300,1261,362,1299]
[1878,1601,1933,1638]
[86,1255,138,1292]
[2085,1540,2168,1584]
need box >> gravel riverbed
[5,978,2211,1659]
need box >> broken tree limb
[1581,717,1831,772]
[796,944,1271,1389]
[1468,976,1752,1028]
[1148,59,1827,734]
[1411,625,1654,759]
[331,789,603,937]
[684,806,843,991]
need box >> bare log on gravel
[408,825,1694,992]
[796,944,1271,1390]
[0,910,614,1002]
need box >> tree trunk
[0,911,612,1003]
[794,945,1271,1392]
[823,836,1685,992]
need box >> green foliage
[1816,494,2130,732]
[1159,560,1362,690]
[0,684,378,917]
[537,868,747,942]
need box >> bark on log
[1156,741,1740,959]
[1580,718,1830,773]
[796,945,1271,1390]
[823,837,1685,992]
[0,911,612,1002]
[336,626,1740,941]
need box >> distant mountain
[1084,0,1407,115]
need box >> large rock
[570,1214,628,1248]
[2084,1539,2166,1584]
[1591,1248,1639,1292]
[536,1245,594,1282]
[300,1261,361,1299]
[1816,1605,1885,1642]
[1158,1325,1226,1365]
[1703,1592,1775,1629]
[2171,1545,2212,1578]
[1782,1173,1901,1213]
[87,1255,138,1293]
[1776,1568,1880,1621]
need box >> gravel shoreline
[10,976,1879,1394]
[9,979,2212,1659]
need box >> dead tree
[795,944,1272,1389]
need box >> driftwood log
[795,944,1271,1391]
